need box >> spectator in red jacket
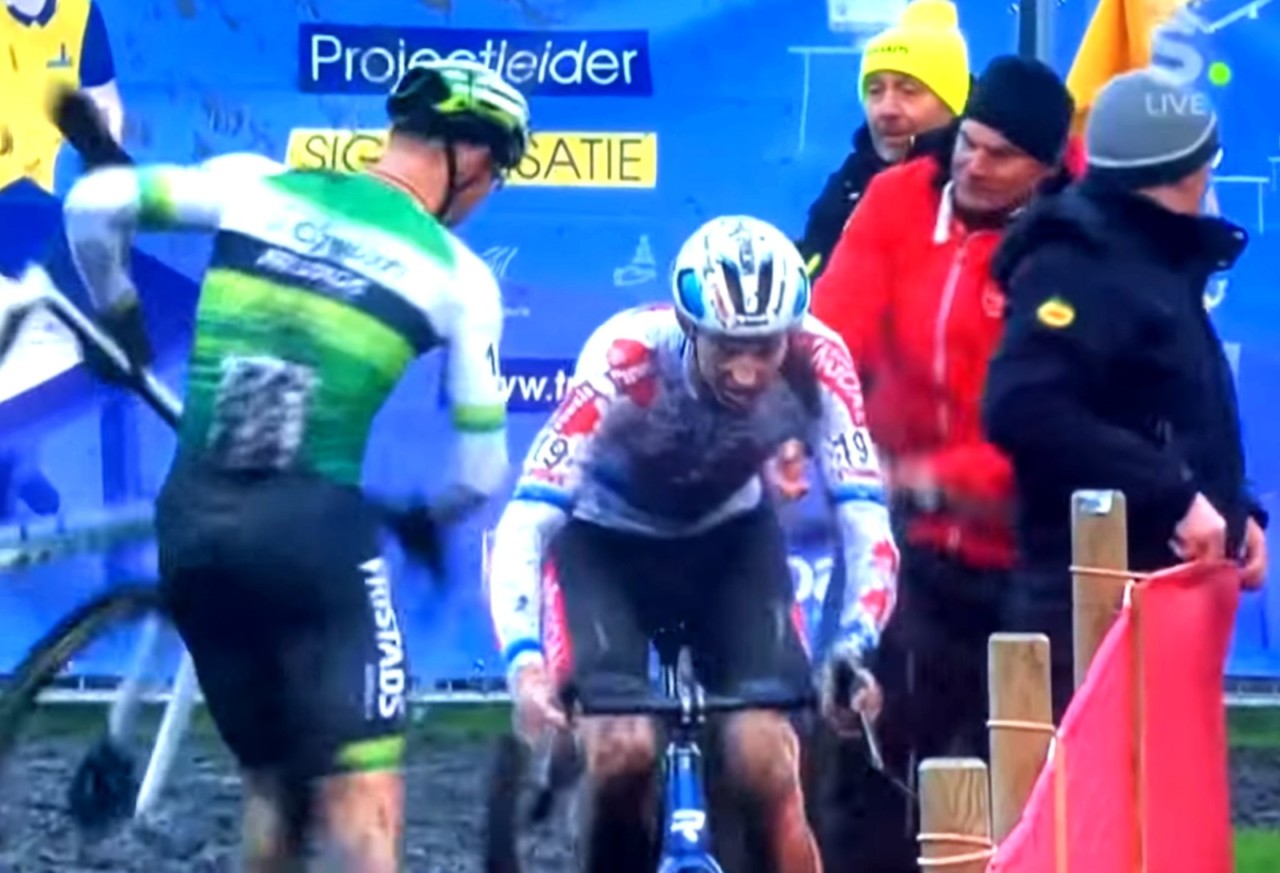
[808,54,1077,871]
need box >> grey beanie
[1085,67,1220,189]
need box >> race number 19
[830,430,870,468]
[535,435,571,469]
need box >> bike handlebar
[559,682,818,719]
[831,658,860,707]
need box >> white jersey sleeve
[437,243,509,514]
[486,308,640,676]
[63,164,226,312]
[64,156,286,314]
[797,316,900,658]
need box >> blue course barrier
[0,0,1277,683]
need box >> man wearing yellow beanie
[791,6,970,872]
[796,0,971,280]
[861,0,971,122]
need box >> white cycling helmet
[672,215,811,338]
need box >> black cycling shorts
[545,506,811,698]
[154,456,408,779]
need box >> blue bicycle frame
[658,724,722,873]
[564,648,815,873]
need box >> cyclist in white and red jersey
[487,215,899,873]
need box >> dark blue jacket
[983,177,1263,574]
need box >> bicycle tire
[0,583,162,764]
[483,732,527,873]
[484,728,585,873]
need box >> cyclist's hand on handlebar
[80,299,153,387]
[850,667,883,721]
[822,643,883,737]
[511,662,567,742]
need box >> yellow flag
[1065,0,1190,131]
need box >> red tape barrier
[989,561,1240,873]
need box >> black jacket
[796,126,892,279]
[796,124,963,279]
[982,177,1263,575]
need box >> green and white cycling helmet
[386,58,532,173]
[672,215,812,338]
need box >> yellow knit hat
[859,0,971,116]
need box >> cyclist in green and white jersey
[60,59,530,872]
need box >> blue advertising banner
[0,0,1277,685]
[436,357,577,414]
[298,24,655,96]
[499,359,576,413]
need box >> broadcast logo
[286,128,658,189]
[299,24,653,97]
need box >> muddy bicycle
[0,264,445,834]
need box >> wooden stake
[988,633,1054,842]
[1071,489,1130,689]
[918,757,992,872]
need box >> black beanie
[964,55,1075,166]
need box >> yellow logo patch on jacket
[1036,297,1075,329]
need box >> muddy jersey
[63,161,508,500]
[487,304,899,675]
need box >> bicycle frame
[557,647,818,873]
[658,728,723,873]
[4,264,198,818]
[654,652,722,873]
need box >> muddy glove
[765,438,810,503]
[511,661,567,742]
[383,500,446,582]
[81,299,153,386]
[821,639,883,738]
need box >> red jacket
[813,156,1017,569]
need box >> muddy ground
[1,714,1278,871]
[0,735,573,872]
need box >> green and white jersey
[63,159,509,499]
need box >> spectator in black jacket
[796,0,970,279]
[983,68,1269,720]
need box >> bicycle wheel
[0,583,164,844]
[483,728,583,873]
[484,732,527,873]
[0,584,161,759]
